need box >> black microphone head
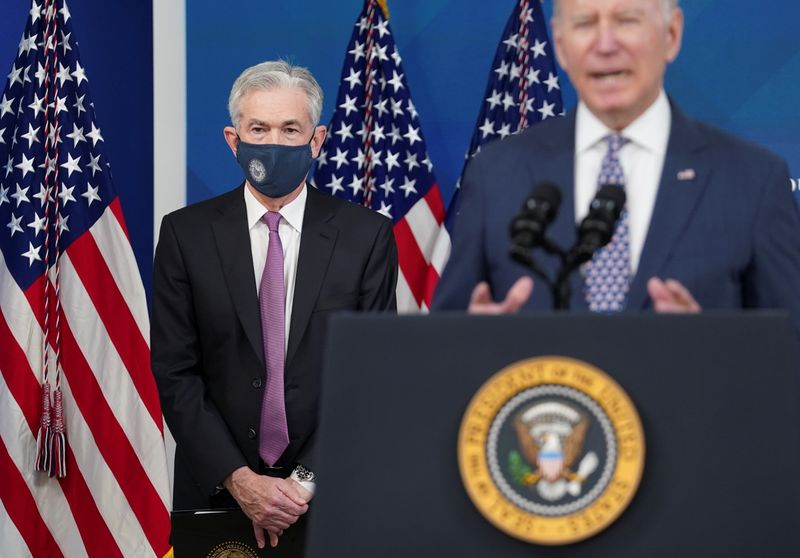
[566,184,627,268]
[526,181,562,216]
[593,184,626,221]
[510,182,562,249]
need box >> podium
[306,313,800,557]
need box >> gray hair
[228,60,323,130]
[553,0,679,22]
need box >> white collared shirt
[574,90,671,274]
[244,183,307,350]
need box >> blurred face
[552,0,683,130]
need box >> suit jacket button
[252,378,262,388]
[247,428,256,439]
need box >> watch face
[293,465,315,482]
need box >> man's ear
[551,18,568,72]
[310,125,327,158]
[223,126,239,156]
[664,7,684,64]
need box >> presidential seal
[206,540,259,558]
[458,356,644,545]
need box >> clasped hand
[224,466,312,549]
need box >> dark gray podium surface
[307,313,800,558]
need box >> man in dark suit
[433,0,800,332]
[151,61,397,553]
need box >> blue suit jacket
[433,104,800,333]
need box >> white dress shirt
[244,183,307,350]
[574,90,671,274]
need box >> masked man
[152,60,398,554]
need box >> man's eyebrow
[243,118,304,128]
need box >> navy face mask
[235,136,314,198]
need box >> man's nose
[594,22,621,54]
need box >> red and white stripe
[0,200,172,557]
[393,184,449,313]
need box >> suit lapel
[537,111,578,256]
[211,186,265,367]
[286,187,338,368]
[627,105,711,309]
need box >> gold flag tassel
[376,0,389,19]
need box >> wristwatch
[290,464,316,483]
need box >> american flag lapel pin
[677,168,696,181]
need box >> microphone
[509,182,562,263]
[565,184,626,269]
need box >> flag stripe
[404,197,442,262]
[0,310,41,434]
[393,218,429,306]
[93,199,150,343]
[423,185,446,224]
[65,228,162,429]
[429,227,450,275]
[58,252,170,508]
[423,264,441,308]
[54,316,171,556]
[0,438,63,558]
[108,197,131,240]
[394,272,417,314]
[58,434,125,558]
[58,377,149,557]
[0,498,32,558]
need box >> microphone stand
[510,238,573,310]
[509,185,625,310]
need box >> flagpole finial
[377,0,390,20]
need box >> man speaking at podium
[151,61,397,553]
[433,0,800,330]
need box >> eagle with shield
[509,400,599,501]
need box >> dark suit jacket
[433,104,800,334]
[151,184,397,510]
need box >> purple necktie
[584,133,631,312]
[258,211,290,466]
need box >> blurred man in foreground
[433,0,800,335]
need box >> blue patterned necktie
[584,133,630,312]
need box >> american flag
[312,0,448,313]
[431,0,564,269]
[0,1,171,556]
